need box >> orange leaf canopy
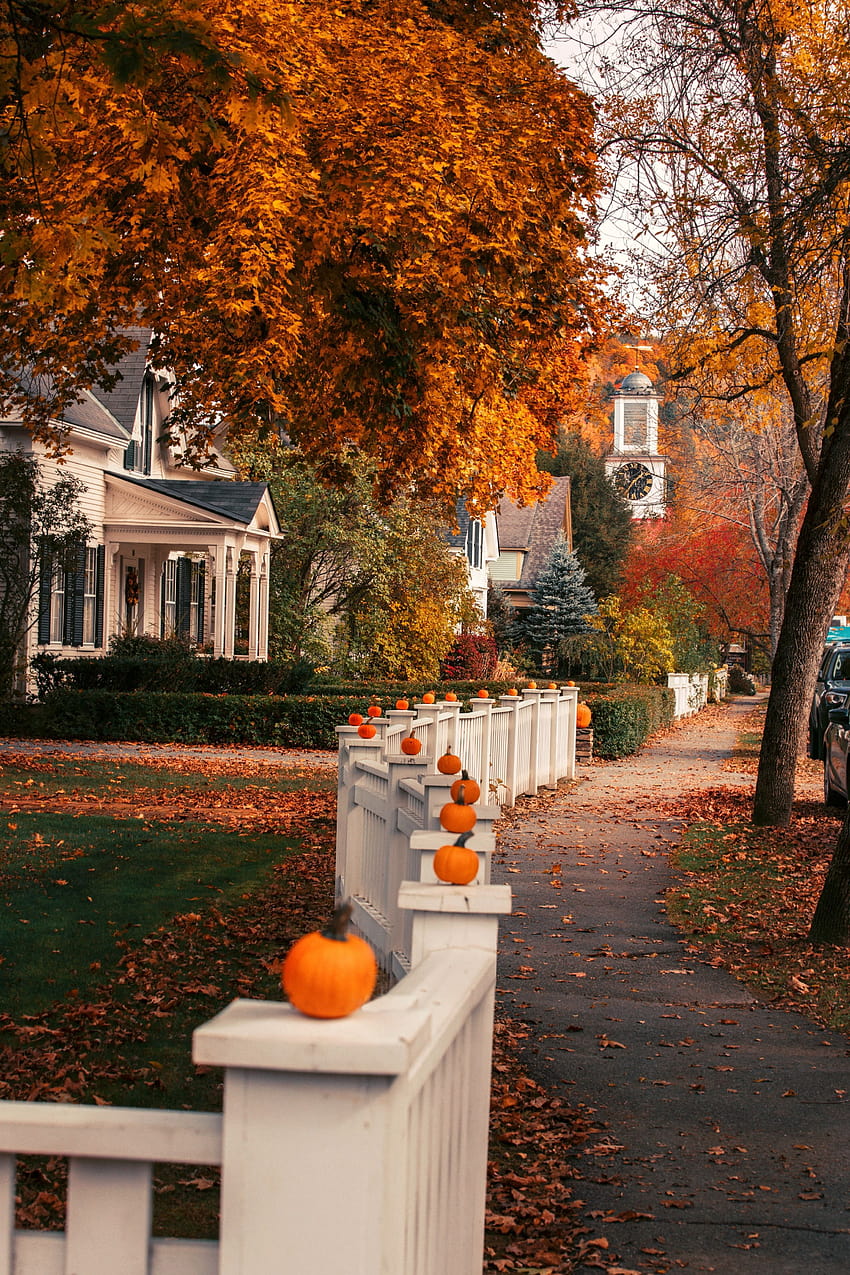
[0,0,606,514]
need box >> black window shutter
[37,539,52,644]
[159,565,166,638]
[68,545,86,646]
[176,558,192,638]
[196,560,206,643]
[94,545,105,647]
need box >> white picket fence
[335,688,578,975]
[667,669,729,717]
[0,881,511,1275]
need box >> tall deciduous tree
[573,0,850,827]
[2,0,606,514]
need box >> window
[82,547,98,645]
[161,559,177,636]
[38,543,104,647]
[465,519,484,570]
[49,558,65,644]
[161,557,205,643]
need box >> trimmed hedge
[7,681,677,759]
[585,684,677,759]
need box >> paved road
[494,697,850,1274]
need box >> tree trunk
[809,806,850,944]
[753,505,850,826]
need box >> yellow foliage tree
[586,596,675,684]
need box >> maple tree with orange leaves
[0,0,608,514]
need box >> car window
[832,651,850,680]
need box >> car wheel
[824,757,846,808]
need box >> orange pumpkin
[450,773,481,804]
[437,750,462,775]
[576,703,592,728]
[367,704,382,718]
[357,722,377,739]
[433,837,479,885]
[527,681,537,690]
[506,687,519,696]
[439,792,477,834]
[566,680,575,687]
[348,712,364,726]
[547,682,558,689]
[400,734,422,755]
[282,902,377,1019]
[444,691,458,702]
[422,691,436,704]
[395,698,410,710]
[476,688,489,699]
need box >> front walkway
[494,697,850,1274]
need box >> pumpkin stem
[455,831,473,846]
[324,901,353,941]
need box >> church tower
[604,357,667,518]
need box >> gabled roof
[110,474,279,528]
[444,498,473,550]
[89,327,152,431]
[62,389,129,440]
[495,476,571,587]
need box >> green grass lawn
[0,756,338,1238]
[0,811,301,1016]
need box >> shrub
[439,633,498,680]
[30,652,316,698]
[727,664,757,695]
[586,684,676,759]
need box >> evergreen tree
[537,432,633,599]
[519,540,597,670]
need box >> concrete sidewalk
[494,696,850,1274]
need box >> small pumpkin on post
[576,702,592,728]
[433,831,479,885]
[450,770,481,804]
[439,782,478,834]
[400,733,422,755]
[282,901,377,1019]
[436,749,462,775]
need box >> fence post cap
[193,997,430,1075]
[397,882,512,915]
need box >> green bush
[586,684,676,759]
[727,665,756,695]
[14,680,676,757]
[31,651,316,697]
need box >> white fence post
[192,882,511,1275]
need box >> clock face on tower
[613,460,654,500]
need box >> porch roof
[107,474,281,535]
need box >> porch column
[106,543,121,646]
[257,550,269,661]
[212,546,227,658]
[247,552,260,661]
[223,546,237,659]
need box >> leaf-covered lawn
[667,715,850,1034]
[1,747,606,1266]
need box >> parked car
[808,641,850,759]
[823,698,850,806]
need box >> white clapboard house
[1,329,280,685]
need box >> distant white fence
[336,688,578,974]
[0,881,511,1275]
[667,669,728,717]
